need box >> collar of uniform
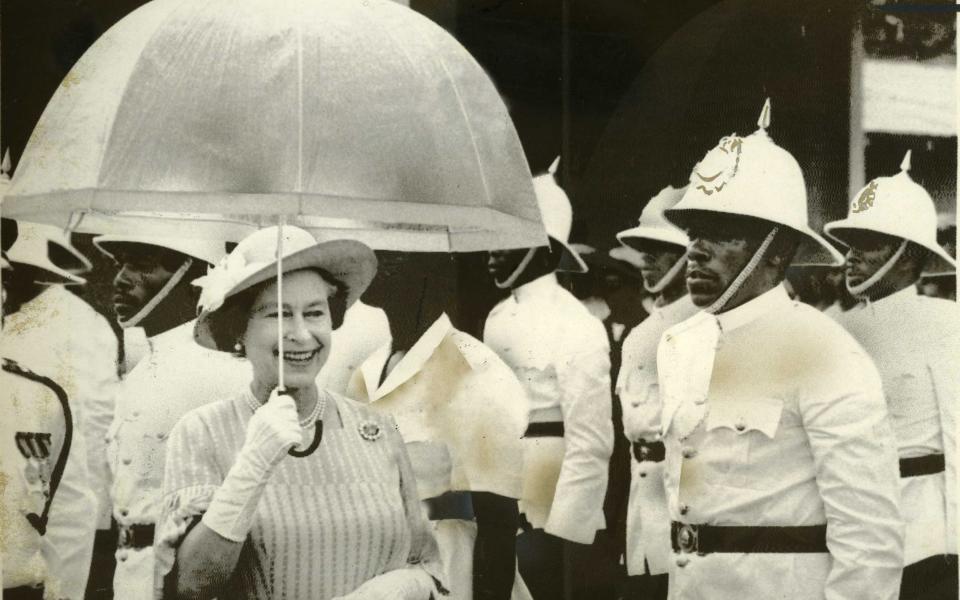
[360,313,454,402]
[715,283,790,334]
[864,284,919,318]
[656,293,696,321]
[512,272,559,303]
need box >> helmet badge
[851,180,878,214]
[691,135,743,196]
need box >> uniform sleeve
[42,414,98,600]
[153,412,224,599]
[80,318,121,530]
[801,346,904,600]
[449,347,528,499]
[930,330,959,555]
[334,417,447,600]
[546,321,614,544]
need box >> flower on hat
[193,251,265,313]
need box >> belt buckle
[117,525,131,549]
[677,523,699,554]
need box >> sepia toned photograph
[1,1,957,599]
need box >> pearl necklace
[244,389,328,427]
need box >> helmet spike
[757,98,772,130]
[900,149,912,173]
[547,156,560,176]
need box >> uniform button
[118,552,128,563]
[639,471,647,478]
[682,448,697,459]
[694,397,706,405]
[676,556,690,568]
[735,419,746,432]
[122,458,132,466]
[679,504,690,516]
[120,509,129,517]
[132,410,140,418]
[156,432,167,440]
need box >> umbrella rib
[296,2,304,195]
[435,53,494,209]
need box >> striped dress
[153,390,444,600]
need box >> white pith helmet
[824,150,955,278]
[533,157,588,274]
[93,233,226,266]
[663,98,844,267]
[616,185,689,250]
[5,220,88,285]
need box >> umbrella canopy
[3,0,545,252]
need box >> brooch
[358,421,383,441]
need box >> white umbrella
[3,0,547,455]
[3,0,545,252]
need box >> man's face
[840,230,903,290]
[110,245,183,322]
[486,249,531,284]
[627,239,685,289]
[684,216,769,307]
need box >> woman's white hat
[616,185,690,250]
[824,150,955,277]
[664,99,844,266]
[193,225,377,351]
[533,158,588,273]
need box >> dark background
[2,0,954,336]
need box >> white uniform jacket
[833,286,958,564]
[316,301,391,396]
[657,285,903,600]
[616,294,698,575]
[1,358,98,600]
[3,285,120,529]
[484,273,613,544]
[348,313,529,600]
[107,320,250,598]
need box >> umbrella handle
[289,420,323,457]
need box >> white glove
[242,389,304,468]
[202,389,303,542]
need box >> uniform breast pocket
[703,397,785,490]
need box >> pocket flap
[705,397,783,439]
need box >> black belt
[524,421,564,438]
[900,454,945,478]
[4,585,44,600]
[118,523,155,550]
[632,440,665,463]
[425,491,475,521]
[670,522,828,555]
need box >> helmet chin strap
[846,239,908,298]
[494,247,538,290]
[118,258,194,329]
[644,253,687,294]
[704,227,779,315]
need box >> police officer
[2,231,99,600]
[824,151,958,600]
[3,221,120,540]
[656,100,904,599]
[484,158,614,599]
[614,185,698,599]
[92,232,243,599]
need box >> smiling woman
[153,226,447,600]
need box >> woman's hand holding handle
[201,388,301,542]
